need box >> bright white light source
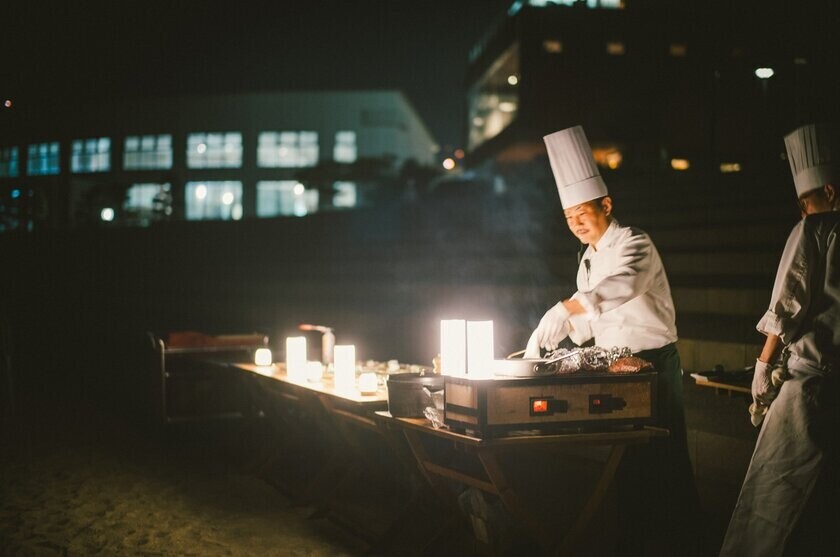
[3,100,11,108]
[507,75,519,86]
[467,321,494,379]
[358,372,378,395]
[441,320,466,376]
[334,345,356,391]
[196,142,207,154]
[195,184,207,200]
[442,158,455,170]
[307,361,324,383]
[293,182,305,196]
[671,158,690,171]
[499,101,517,113]
[254,348,273,366]
[221,191,234,205]
[286,337,307,381]
[755,67,774,79]
[100,207,115,222]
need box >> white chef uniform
[568,218,678,352]
[721,123,840,557]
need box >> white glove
[751,359,774,406]
[534,301,571,352]
[523,330,541,359]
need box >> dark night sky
[2,0,512,150]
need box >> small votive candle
[334,345,356,392]
[307,361,324,383]
[254,348,273,366]
[358,372,378,395]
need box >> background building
[0,90,438,231]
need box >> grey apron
[720,361,829,557]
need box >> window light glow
[195,184,207,200]
[543,39,563,54]
[293,182,305,196]
[221,191,234,205]
[100,207,115,222]
[671,158,690,171]
[720,162,742,173]
[196,143,207,154]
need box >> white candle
[440,319,466,376]
[254,348,273,367]
[307,361,324,382]
[286,336,307,381]
[334,345,356,391]
[358,372,378,395]
[467,320,494,379]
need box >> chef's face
[798,184,836,217]
[564,196,613,246]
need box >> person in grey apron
[721,123,840,556]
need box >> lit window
[27,142,60,176]
[606,42,625,55]
[185,181,243,220]
[71,137,111,173]
[720,162,742,173]
[592,147,622,170]
[0,147,19,178]
[334,131,357,163]
[332,182,357,208]
[671,159,690,171]
[187,132,242,168]
[794,57,807,65]
[543,39,563,54]
[258,131,319,168]
[257,181,318,217]
[468,42,520,151]
[669,44,687,57]
[123,183,173,225]
[124,134,172,170]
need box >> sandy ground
[0,389,360,557]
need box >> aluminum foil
[544,346,632,375]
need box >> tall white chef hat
[784,123,834,197]
[543,125,608,209]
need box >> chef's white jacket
[567,219,678,352]
[756,212,840,373]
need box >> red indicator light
[593,398,601,406]
[533,400,548,413]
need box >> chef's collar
[592,218,620,253]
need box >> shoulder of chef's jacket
[616,225,654,247]
[803,211,840,233]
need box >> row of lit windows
[541,39,685,57]
[0,131,358,178]
[115,180,357,223]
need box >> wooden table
[375,411,669,555]
[690,372,751,396]
[232,363,418,552]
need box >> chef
[525,125,700,551]
[720,123,840,557]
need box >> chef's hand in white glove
[751,359,774,406]
[534,301,571,352]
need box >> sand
[0,390,359,557]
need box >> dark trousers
[616,343,704,555]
